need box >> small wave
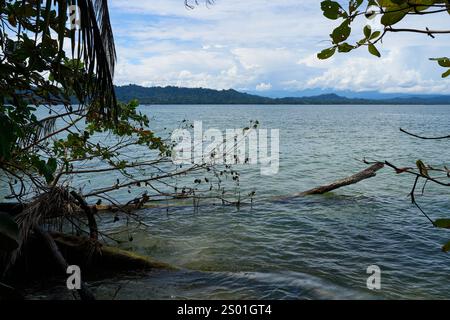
[209,270,378,300]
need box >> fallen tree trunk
[51,233,176,271]
[3,231,177,293]
[294,162,385,196]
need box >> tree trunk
[294,162,385,196]
[34,226,96,300]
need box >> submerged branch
[293,162,385,197]
[400,128,450,140]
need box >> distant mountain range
[115,85,450,105]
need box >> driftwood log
[51,232,175,271]
[294,162,385,196]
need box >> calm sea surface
[27,105,450,299]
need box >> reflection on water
[26,105,450,299]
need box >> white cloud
[109,0,450,94]
[304,48,450,94]
[255,82,272,91]
[297,54,335,69]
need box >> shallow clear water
[27,105,450,299]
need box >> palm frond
[72,0,117,119]
[7,187,79,270]
[17,117,57,148]
[94,0,116,75]
[33,0,118,120]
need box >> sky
[108,0,450,96]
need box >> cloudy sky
[108,0,450,95]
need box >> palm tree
[0,0,118,118]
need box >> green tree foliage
[1,0,118,182]
[319,0,450,252]
[318,0,450,77]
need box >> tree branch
[386,27,450,35]
[400,128,450,140]
[293,162,385,196]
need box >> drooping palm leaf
[74,0,117,119]
[14,0,118,120]
[17,117,57,148]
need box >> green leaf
[381,9,407,26]
[368,44,381,57]
[370,31,381,40]
[321,1,343,20]
[331,21,351,44]
[0,213,19,252]
[442,69,450,78]
[430,57,450,68]
[30,156,58,183]
[381,12,406,26]
[338,42,355,53]
[443,240,450,253]
[435,219,450,229]
[364,26,372,39]
[47,158,57,173]
[390,0,407,4]
[409,0,434,12]
[357,38,367,45]
[317,47,336,60]
[416,160,429,177]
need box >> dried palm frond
[7,186,80,268]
